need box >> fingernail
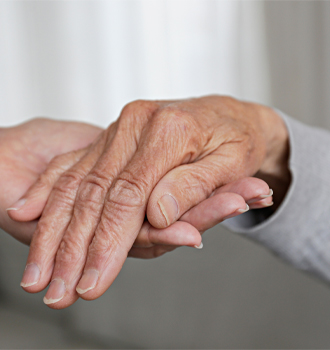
[20,263,40,287]
[262,201,274,207]
[158,194,179,226]
[260,189,273,198]
[247,189,273,204]
[6,198,27,211]
[194,242,203,249]
[237,203,249,213]
[223,204,249,220]
[43,278,66,305]
[76,269,99,295]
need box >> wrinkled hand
[0,117,221,249]
[9,96,283,309]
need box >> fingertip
[75,269,99,296]
[194,242,203,249]
[215,177,270,201]
[247,188,273,204]
[76,287,99,301]
[148,221,201,247]
[248,196,274,209]
[7,199,46,222]
[6,198,27,212]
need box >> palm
[0,118,102,244]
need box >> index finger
[36,109,198,307]
[74,112,202,299]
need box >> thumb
[7,149,85,222]
[147,158,238,229]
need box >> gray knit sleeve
[222,111,330,282]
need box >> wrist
[256,107,291,210]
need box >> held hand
[10,96,286,309]
[0,118,102,243]
[0,117,271,255]
[129,177,273,258]
[0,116,221,249]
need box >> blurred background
[1,0,330,348]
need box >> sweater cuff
[222,111,330,281]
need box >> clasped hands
[2,96,288,309]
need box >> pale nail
[20,263,40,287]
[237,203,249,213]
[262,201,274,207]
[6,198,27,211]
[43,279,66,305]
[247,189,274,204]
[194,242,203,249]
[259,189,273,199]
[222,204,249,220]
[158,194,179,226]
[76,269,99,295]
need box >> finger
[132,178,271,255]
[40,119,146,307]
[146,151,250,229]
[180,191,248,233]
[178,177,271,233]
[128,245,177,259]
[7,149,87,222]
[147,171,272,230]
[73,110,203,302]
[213,177,272,203]
[34,102,158,308]
[248,197,274,209]
[131,177,271,254]
[20,134,107,295]
[133,221,202,248]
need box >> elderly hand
[9,96,287,309]
[0,117,211,249]
[1,116,243,248]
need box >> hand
[129,177,273,258]
[0,116,217,249]
[0,117,272,256]
[0,118,102,244]
[11,96,286,309]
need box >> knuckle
[54,171,82,192]
[87,229,119,261]
[52,171,83,204]
[107,173,146,209]
[121,99,157,119]
[75,171,111,208]
[154,107,193,134]
[30,221,59,255]
[85,170,111,190]
[56,237,85,266]
[76,181,105,211]
[151,108,201,162]
[34,171,54,191]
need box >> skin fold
[6,96,288,309]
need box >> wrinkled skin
[9,96,288,309]
[0,117,271,248]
